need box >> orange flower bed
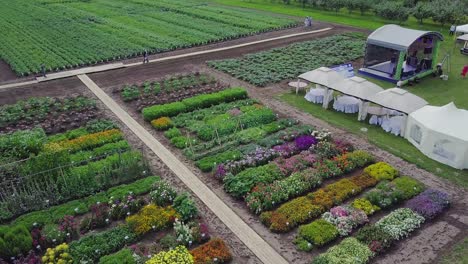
[190,238,232,264]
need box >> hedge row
[142,88,248,121]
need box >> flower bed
[245,150,375,214]
[313,190,450,264]
[406,189,450,219]
[0,120,149,221]
[190,238,232,264]
[260,168,382,233]
[295,175,425,251]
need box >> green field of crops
[208,33,366,86]
[0,0,296,76]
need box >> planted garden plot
[0,95,233,264]
[208,33,365,86]
[137,87,451,262]
[0,0,296,76]
[114,72,228,111]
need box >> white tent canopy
[331,76,384,100]
[455,24,468,34]
[405,102,468,169]
[298,67,344,87]
[330,76,385,121]
[367,88,428,114]
[298,67,345,109]
[367,24,444,51]
[457,34,468,41]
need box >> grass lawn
[439,238,468,264]
[279,92,467,188]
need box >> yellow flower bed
[42,243,73,264]
[126,204,179,235]
[146,246,194,264]
[364,162,399,181]
[44,129,123,153]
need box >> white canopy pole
[322,87,331,109]
[358,101,370,121]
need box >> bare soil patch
[0,60,17,83]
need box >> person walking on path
[40,64,46,78]
[449,24,456,36]
[143,50,149,64]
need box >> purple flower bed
[273,142,299,158]
[294,135,317,151]
[406,189,450,219]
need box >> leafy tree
[412,1,433,24]
[322,0,346,12]
[430,0,465,26]
[354,0,374,15]
[375,1,410,24]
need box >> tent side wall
[406,115,467,169]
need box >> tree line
[276,0,468,26]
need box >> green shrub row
[195,149,242,172]
[70,225,139,263]
[142,88,248,121]
[0,128,46,159]
[99,248,136,264]
[195,108,276,141]
[171,99,257,128]
[69,140,130,164]
[223,163,285,199]
[183,119,295,160]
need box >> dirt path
[77,74,289,264]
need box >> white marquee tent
[298,67,344,108]
[455,24,468,34]
[405,102,468,169]
[364,88,428,135]
[330,76,384,120]
[367,88,428,114]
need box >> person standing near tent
[450,24,456,36]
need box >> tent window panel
[364,44,399,75]
[433,139,456,162]
[410,125,422,144]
